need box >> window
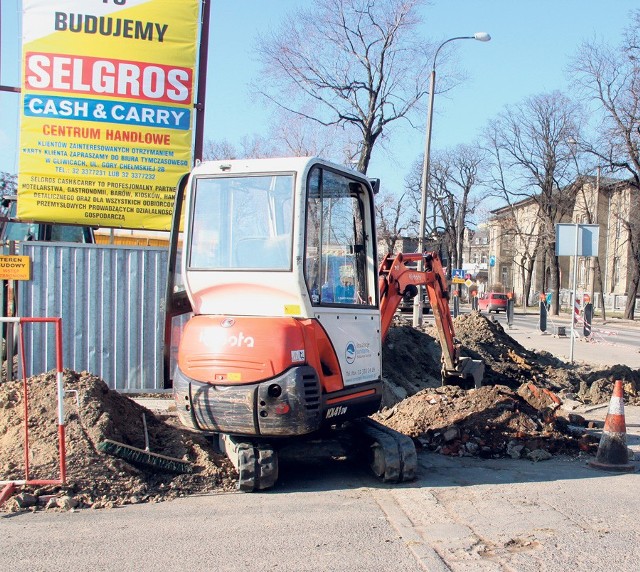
[188,174,294,270]
[612,257,620,289]
[304,167,372,306]
[501,265,509,285]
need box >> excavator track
[221,435,279,492]
[351,418,417,483]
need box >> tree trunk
[522,257,535,313]
[624,263,639,320]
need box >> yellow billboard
[17,1,200,230]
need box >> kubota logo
[221,318,235,328]
[226,332,255,348]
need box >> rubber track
[236,443,278,492]
[354,418,417,482]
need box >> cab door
[303,165,381,387]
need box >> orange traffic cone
[588,380,635,472]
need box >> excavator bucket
[442,356,485,390]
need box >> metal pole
[193,0,212,164]
[569,224,580,363]
[412,34,490,327]
[413,67,436,327]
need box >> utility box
[554,325,566,337]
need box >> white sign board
[555,224,600,257]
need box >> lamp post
[413,32,491,327]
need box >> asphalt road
[2,405,639,572]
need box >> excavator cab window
[188,174,294,270]
[304,166,374,307]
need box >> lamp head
[473,32,491,42]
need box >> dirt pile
[381,324,443,406]
[377,312,639,460]
[0,370,236,513]
[382,312,639,407]
[374,384,598,460]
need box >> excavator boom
[378,251,484,388]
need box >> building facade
[487,176,638,309]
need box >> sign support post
[556,223,600,364]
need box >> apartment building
[486,176,638,309]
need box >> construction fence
[2,241,176,392]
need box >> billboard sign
[17,0,200,230]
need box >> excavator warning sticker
[291,350,305,363]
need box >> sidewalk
[502,311,640,368]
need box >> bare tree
[0,172,17,194]
[404,145,484,274]
[203,113,349,162]
[374,190,412,257]
[203,139,241,161]
[484,91,583,314]
[255,0,435,174]
[570,11,640,318]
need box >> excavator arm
[378,251,484,388]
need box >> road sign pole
[569,224,579,363]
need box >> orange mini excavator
[165,157,483,490]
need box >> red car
[478,292,509,313]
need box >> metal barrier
[15,242,169,392]
[0,317,67,507]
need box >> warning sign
[0,256,32,280]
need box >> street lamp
[413,32,491,327]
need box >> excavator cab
[169,158,415,489]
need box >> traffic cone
[588,380,635,472]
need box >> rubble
[0,370,236,513]
[374,384,598,459]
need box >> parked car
[478,292,509,313]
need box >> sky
[1,0,638,201]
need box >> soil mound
[376,312,638,460]
[383,312,639,406]
[381,325,443,406]
[1,370,236,513]
[374,384,598,460]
